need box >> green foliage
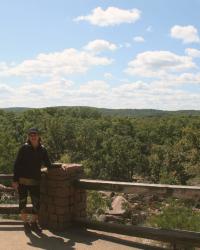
[147,200,200,232]
[0,107,200,185]
[59,153,72,163]
[87,191,111,219]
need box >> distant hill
[98,108,200,117]
[98,108,166,117]
[2,106,200,117]
[2,107,31,112]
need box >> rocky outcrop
[107,195,128,215]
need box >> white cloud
[0,44,199,110]
[104,73,113,79]
[111,81,200,110]
[1,77,200,110]
[78,80,109,97]
[125,50,196,77]
[18,78,73,98]
[0,62,8,71]
[147,73,200,89]
[0,78,75,107]
[170,25,200,43]
[0,48,113,78]
[0,84,14,96]
[0,79,110,107]
[133,36,145,43]
[84,39,117,53]
[112,81,149,97]
[166,73,200,85]
[74,7,141,27]
[185,48,200,57]
[178,73,200,84]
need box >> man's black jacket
[13,142,51,182]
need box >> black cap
[28,127,39,135]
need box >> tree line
[0,107,199,185]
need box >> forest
[0,106,200,186]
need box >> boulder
[107,195,128,215]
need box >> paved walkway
[0,220,165,250]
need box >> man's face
[28,132,39,144]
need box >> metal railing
[0,174,200,249]
[75,179,200,248]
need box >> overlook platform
[1,165,200,249]
[0,219,163,250]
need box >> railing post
[39,163,87,231]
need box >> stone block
[41,196,49,204]
[55,187,69,197]
[40,186,47,194]
[48,220,58,230]
[48,187,57,195]
[49,214,58,222]
[47,196,54,204]
[80,211,87,217]
[55,206,69,215]
[68,195,74,205]
[39,204,47,214]
[54,197,69,206]
[64,214,71,222]
[48,205,56,214]
[81,193,87,202]
[77,201,87,210]
[58,215,65,223]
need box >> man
[12,128,51,233]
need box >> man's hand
[12,182,19,190]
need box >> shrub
[87,191,111,219]
[147,200,200,232]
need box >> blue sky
[0,0,200,109]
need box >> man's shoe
[24,222,31,234]
[30,222,42,234]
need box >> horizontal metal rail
[0,174,32,215]
[0,204,32,214]
[0,220,23,225]
[75,179,200,199]
[74,179,200,247]
[0,174,13,180]
[0,187,14,192]
[76,218,200,247]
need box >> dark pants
[18,184,40,214]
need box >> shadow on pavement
[25,231,78,250]
[52,226,166,250]
[0,223,166,250]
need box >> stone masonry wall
[39,163,87,231]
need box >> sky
[0,0,200,110]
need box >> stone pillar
[39,163,87,231]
